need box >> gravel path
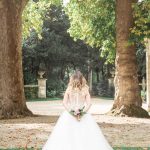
[0,98,150,149]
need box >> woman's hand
[69,109,86,121]
[71,113,80,121]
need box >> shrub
[93,80,114,97]
[46,79,66,97]
[24,86,38,99]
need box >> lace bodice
[63,87,91,112]
[69,91,86,111]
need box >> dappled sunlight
[0,115,150,148]
[0,0,150,149]
[0,99,150,148]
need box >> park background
[0,0,150,149]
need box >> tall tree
[0,0,32,119]
[65,0,149,117]
[0,0,62,119]
[109,0,149,117]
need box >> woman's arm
[83,90,92,112]
[62,89,70,112]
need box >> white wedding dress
[42,88,113,150]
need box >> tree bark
[0,0,32,119]
[96,71,100,82]
[109,0,149,117]
[88,66,93,94]
[145,38,150,112]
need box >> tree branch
[21,0,29,11]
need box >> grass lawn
[94,96,114,100]
[27,96,114,102]
[26,97,62,102]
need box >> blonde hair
[68,70,89,91]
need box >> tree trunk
[108,0,149,117]
[145,38,150,112]
[0,0,32,119]
[88,66,93,94]
[96,69,100,82]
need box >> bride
[42,70,113,150]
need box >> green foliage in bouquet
[70,106,86,116]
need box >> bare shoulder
[65,86,72,94]
[81,85,90,94]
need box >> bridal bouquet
[69,106,86,121]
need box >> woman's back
[63,86,91,112]
[68,88,87,111]
[42,70,113,150]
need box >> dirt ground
[0,99,150,149]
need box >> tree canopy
[64,0,150,62]
[65,0,116,63]
[131,0,150,43]
[22,0,62,39]
[23,5,110,97]
[22,0,150,62]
